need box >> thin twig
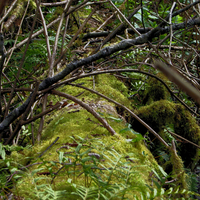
[41,1,68,6]
[168,2,176,64]
[109,0,141,36]
[38,137,60,158]
[36,0,51,61]
[68,83,169,148]
[51,90,117,136]
[165,127,200,149]
[61,15,69,53]
[0,0,18,25]
[49,0,72,77]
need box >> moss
[8,67,200,199]
[56,74,131,108]
[11,76,160,199]
[95,74,131,107]
[130,100,200,175]
[10,0,25,18]
[143,73,170,105]
[29,0,36,9]
[11,64,200,199]
[131,100,176,134]
[174,104,200,168]
[9,0,35,19]
[14,110,158,198]
[170,149,189,198]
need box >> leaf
[59,151,64,164]
[34,177,48,183]
[31,167,45,176]
[0,143,5,160]
[1,149,5,160]
[131,134,145,143]
[107,116,122,122]
[80,148,92,157]
[75,144,82,154]
[158,165,167,177]
[119,127,131,133]
[134,11,142,22]
[81,156,93,163]
[152,169,162,181]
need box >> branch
[155,60,200,105]
[165,127,200,149]
[1,17,200,135]
[41,68,198,116]
[51,90,116,136]
[41,1,68,6]
[0,33,5,121]
[68,83,169,148]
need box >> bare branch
[51,90,117,136]
[68,83,169,147]
[1,16,200,139]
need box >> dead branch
[51,90,117,136]
[1,16,200,141]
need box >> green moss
[170,149,189,198]
[10,0,25,18]
[11,75,160,199]
[130,99,200,183]
[143,73,170,104]
[9,0,36,19]
[131,100,176,134]
[174,104,200,169]
[95,74,131,107]
[57,74,131,107]
[11,66,200,199]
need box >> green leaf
[34,177,48,183]
[158,165,167,177]
[81,156,93,163]
[131,134,145,142]
[107,116,122,122]
[31,168,45,176]
[119,128,131,133]
[134,12,142,22]
[59,151,64,164]
[75,144,82,154]
[80,148,92,157]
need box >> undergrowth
[1,133,200,199]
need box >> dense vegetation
[1,0,200,199]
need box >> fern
[72,185,99,200]
[133,185,200,200]
[37,185,68,200]
[9,137,200,200]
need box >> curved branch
[41,68,197,116]
[1,17,200,135]
[51,90,116,136]
[68,83,169,148]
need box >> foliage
[3,136,198,199]
[1,0,200,199]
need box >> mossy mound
[11,107,159,199]
[9,73,162,199]
[130,100,176,134]
[142,74,170,105]
[130,99,200,168]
